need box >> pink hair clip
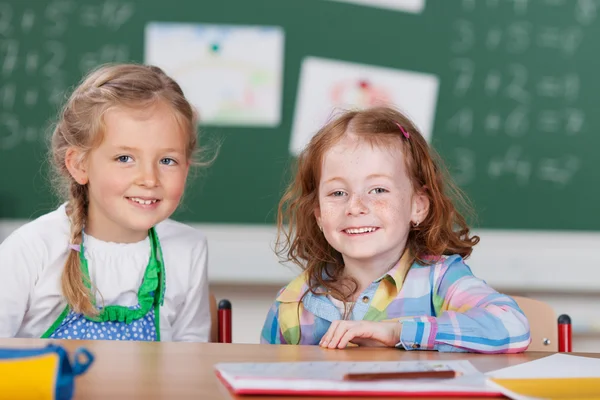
[395,123,410,139]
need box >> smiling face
[68,101,190,243]
[315,134,427,274]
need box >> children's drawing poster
[144,22,284,127]
[290,57,439,156]
[327,0,425,13]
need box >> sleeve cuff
[395,318,438,351]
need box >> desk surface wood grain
[1,339,597,400]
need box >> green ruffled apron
[41,228,165,341]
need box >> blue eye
[370,187,388,194]
[160,158,177,166]
[331,191,346,197]
[116,155,132,163]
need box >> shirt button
[411,343,421,349]
[362,296,369,303]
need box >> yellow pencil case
[0,343,94,400]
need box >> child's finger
[326,322,350,349]
[320,320,340,347]
[337,328,363,349]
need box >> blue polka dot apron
[41,228,166,341]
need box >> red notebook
[214,360,502,397]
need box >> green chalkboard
[1,0,599,230]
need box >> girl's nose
[346,194,369,216]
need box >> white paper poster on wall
[290,57,439,156]
[328,0,425,13]
[145,22,284,127]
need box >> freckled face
[315,135,418,269]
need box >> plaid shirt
[261,252,531,353]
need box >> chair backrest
[209,292,233,343]
[209,292,218,343]
[512,295,558,352]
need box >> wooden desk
[1,339,597,399]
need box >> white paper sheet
[328,0,426,13]
[145,22,284,127]
[487,354,600,379]
[290,56,439,155]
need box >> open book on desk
[214,360,502,397]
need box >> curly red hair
[277,106,479,305]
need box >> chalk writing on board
[451,58,474,96]
[574,0,598,25]
[451,148,476,186]
[0,113,44,150]
[79,1,134,30]
[447,0,590,187]
[0,83,15,109]
[486,146,581,188]
[446,108,473,137]
[0,3,12,36]
[536,74,580,101]
[484,22,532,53]
[462,0,598,23]
[80,44,130,75]
[0,0,134,150]
[538,155,580,185]
[488,146,532,186]
[481,107,529,137]
[537,26,583,56]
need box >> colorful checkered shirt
[261,253,531,353]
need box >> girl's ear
[314,207,322,230]
[65,147,89,185]
[411,189,430,226]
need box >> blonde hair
[50,63,199,316]
[277,106,479,309]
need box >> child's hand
[319,321,402,349]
